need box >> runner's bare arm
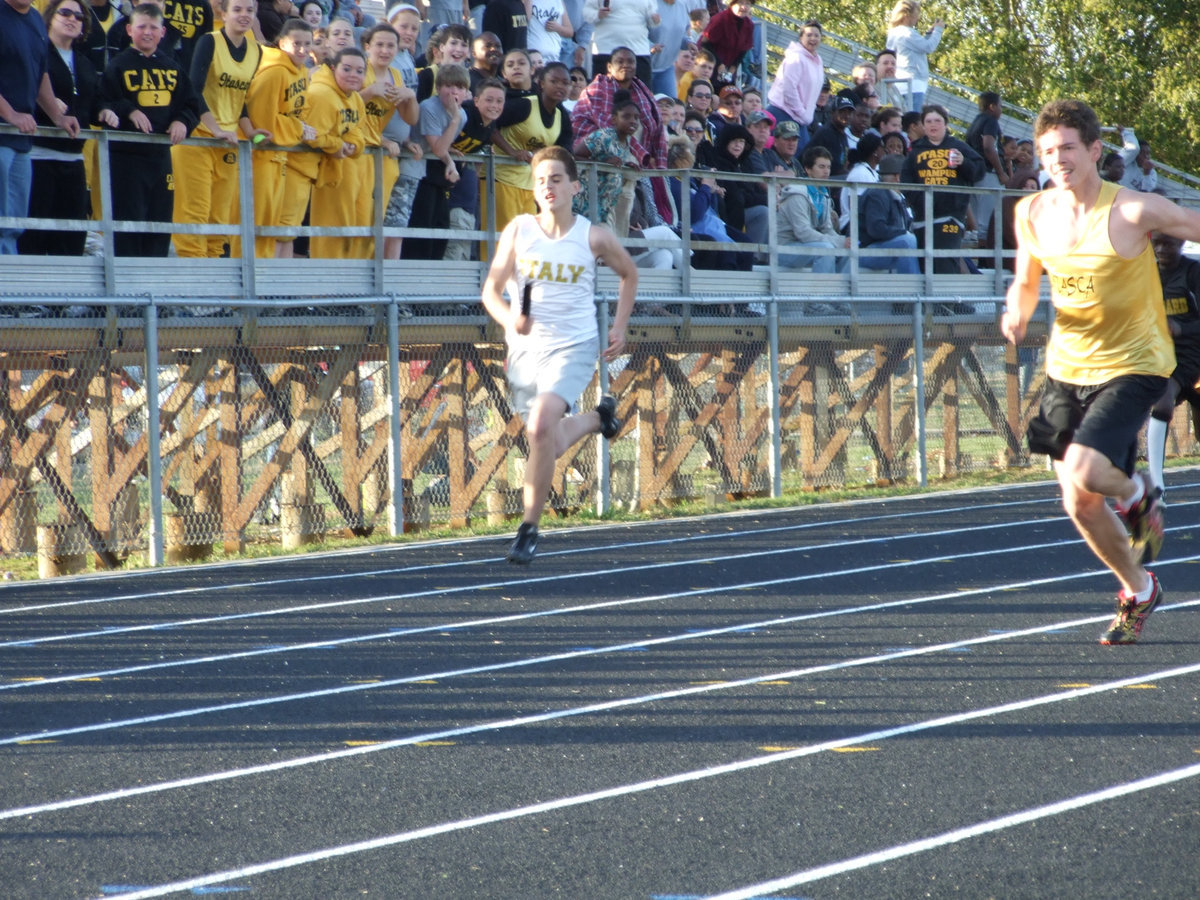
[589,223,638,361]
[481,220,521,328]
[1002,241,1043,345]
[1117,189,1200,245]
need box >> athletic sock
[1147,418,1168,494]
[1129,578,1156,604]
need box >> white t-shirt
[527,0,566,59]
[506,213,599,352]
[584,0,657,56]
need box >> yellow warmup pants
[252,151,288,258]
[280,165,313,243]
[493,181,535,236]
[171,142,241,258]
[311,154,373,260]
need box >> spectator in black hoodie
[710,121,766,246]
[901,103,983,273]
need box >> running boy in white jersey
[481,145,638,564]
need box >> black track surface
[3,478,1200,899]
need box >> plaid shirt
[569,75,668,170]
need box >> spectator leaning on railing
[172,0,266,259]
[492,61,573,233]
[1,0,81,255]
[98,2,200,257]
[573,89,641,233]
[244,16,318,258]
[18,0,99,257]
[359,22,419,260]
[303,45,368,258]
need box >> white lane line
[87,658,1200,900]
[8,592,1200,823]
[7,509,1195,691]
[0,515,1084,677]
[7,541,1199,745]
[0,551,1079,742]
[0,511,1084,651]
[0,492,1068,617]
[0,482,1069,612]
[706,761,1200,899]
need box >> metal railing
[2,124,1022,304]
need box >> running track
[3,478,1199,899]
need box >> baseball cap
[774,120,801,139]
[718,85,743,100]
[746,111,772,126]
[654,93,673,103]
[878,153,905,175]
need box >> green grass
[5,456,1195,583]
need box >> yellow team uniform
[304,65,367,259]
[1016,180,1174,385]
[495,101,564,234]
[172,30,261,257]
[244,47,309,257]
[354,66,404,259]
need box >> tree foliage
[771,0,1200,173]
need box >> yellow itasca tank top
[199,31,261,135]
[496,103,562,190]
[1016,179,1173,385]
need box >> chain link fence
[3,297,1199,575]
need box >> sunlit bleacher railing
[1,125,1195,575]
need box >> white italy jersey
[506,213,599,353]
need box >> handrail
[1,122,1022,303]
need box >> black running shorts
[1027,374,1167,475]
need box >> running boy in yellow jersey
[244,17,318,258]
[1002,99,1200,645]
[481,147,637,565]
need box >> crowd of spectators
[0,0,1164,281]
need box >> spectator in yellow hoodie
[356,22,419,258]
[303,46,368,258]
[244,17,317,258]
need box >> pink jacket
[766,40,824,126]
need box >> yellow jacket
[299,65,366,186]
